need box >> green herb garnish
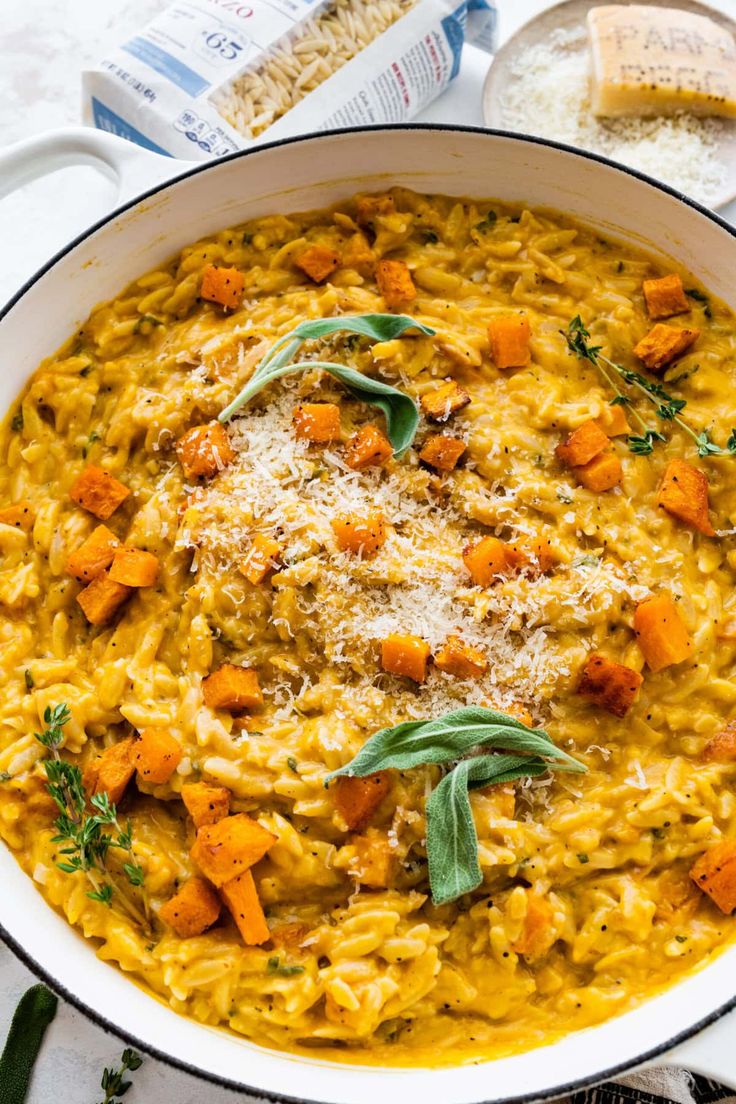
[10,411,23,432]
[473,211,497,233]
[573,554,599,568]
[99,1048,143,1104]
[327,706,585,906]
[562,316,727,458]
[577,853,590,864]
[219,314,433,456]
[685,288,712,318]
[34,704,148,926]
[267,956,305,977]
[728,428,736,454]
[24,669,33,691]
[286,756,298,773]
[0,984,58,1104]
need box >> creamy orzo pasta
[1,188,736,1066]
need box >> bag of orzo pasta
[82,0,496,161]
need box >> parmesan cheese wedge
[587,4,736,118]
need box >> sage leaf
[218,313,434,455]
[326,706,584,780]
[427,754,549,905]
[0,984,58,1104]
[290,360,419,456]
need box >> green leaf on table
[0,984,58,1104]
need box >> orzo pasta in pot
[1,187,736,1066]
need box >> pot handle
[0,126,185,207]
[661,1009,736,1088]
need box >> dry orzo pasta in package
[82,0,496,160]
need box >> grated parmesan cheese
[499,26,728,207]
[179,375,656,744]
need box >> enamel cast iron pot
[1,123,736,1102]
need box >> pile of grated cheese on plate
[499,26,728,207]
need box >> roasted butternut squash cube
[643,274,689,320]
[202,664,263,712]
[66,524,120,582]
[657,458,715,535]
[134,728,182,785]
[293,403,341,444]
[690,840,736,913]
[90,737,136,805]
[342,231,375,271]
[434,635,488,679]
[375,259,416,309]
[200,264,244,310]
[420,381,471,423]
[181,781,231,827]
[190,812,277,887]
[159,876,221,937]
[556,420,609,468]
[332,515,386,556]
[574,450,623,492]
[511,894,556,959]
[484,700,534,729]
[355,193,395,226]
[634,594,693,672]
[463,536,524,587]
[595,403,630,437]
[504,702,534,728]
[295,245,341,284]
[176,422,235,481]
[702,721,736,763]
[334,772,391,831]
[109,548,159,587]
[634,323,700,372]
[578,652,643,717]
[240,533,281,584]
[418,434,466,472]
[348,830,394,887]
[220,869,270,944]
[345,424,392,470]
[522,535,557,574]
[70,465,130,520]
[76,571,132,625]
[488,314,531,369]
[0,501,34,531]
[381,633,430,683]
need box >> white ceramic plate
[483,0,736,210]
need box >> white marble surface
[1,1,736,1101]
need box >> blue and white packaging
[82,0,497,160]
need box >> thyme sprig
[98,1048,143,1104]
[35,704,148,926]
[562,316,727,458]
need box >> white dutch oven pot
[0,124,735,1102]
